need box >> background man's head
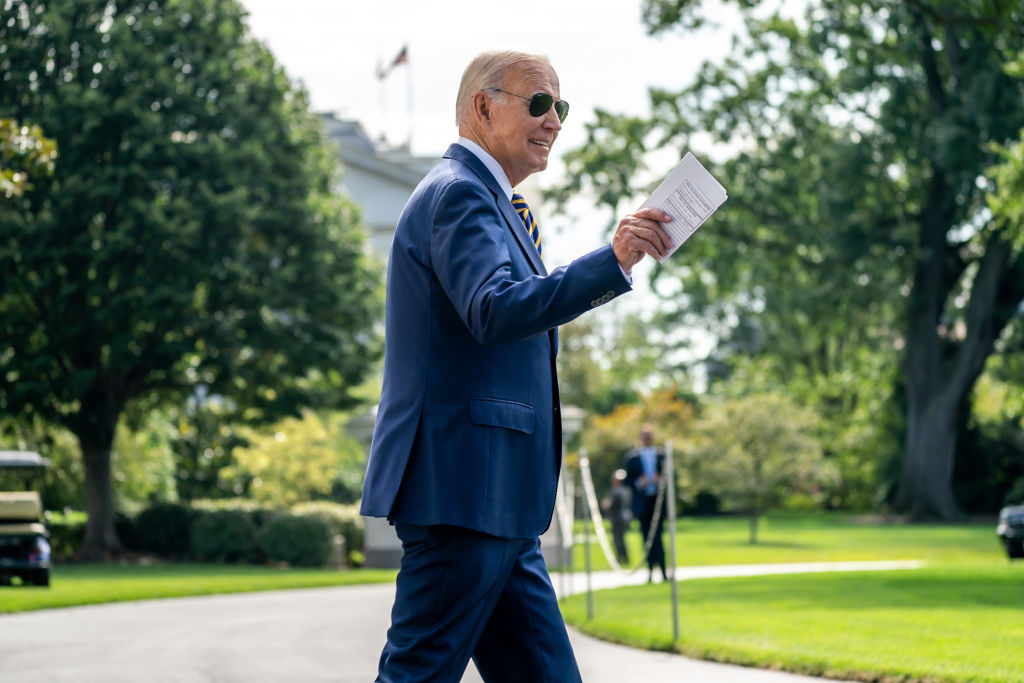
[456,50,564,187]
[639,424,655,447]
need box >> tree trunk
[896,214,1018,520]
[748,512,759,545]
[895,393,962,519]
[77,427,121,561]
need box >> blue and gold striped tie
[511,192,542,259]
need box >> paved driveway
[0,561,919,682]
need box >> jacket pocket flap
[469,398,536,434]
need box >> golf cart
[0,450,51,586]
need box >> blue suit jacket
[624,449,665,520]
[360,143,631,539]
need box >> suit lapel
[443,144,547,276]
[499,200,548,276]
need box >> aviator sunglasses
[486,87,569,122]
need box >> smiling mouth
[529,139,551,149]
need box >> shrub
[1005,478,1024,506]
[191,498,279,529]
[136,502,192,558]
[115,511,138,551]
[45,509,87,560]
[190,508,259,563]
[290,501,364,566]
[258,513,333,567]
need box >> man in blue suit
[361,50,673,682]
[624,424,668,583]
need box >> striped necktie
[511,192,542,258]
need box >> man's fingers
[625,220,672,259]
[638,220,672,255]
[633,208,673,224]
[612,210,674,271]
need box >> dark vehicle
[997,504,1024,560]
[0,451,51,586]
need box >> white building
[322,114,437,261]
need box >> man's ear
[473,91,491,123]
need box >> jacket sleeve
[430,178,630,346]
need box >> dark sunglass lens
[528,93,554,118]
[554,100,569,122]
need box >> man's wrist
[617,260,632,284]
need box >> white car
[997,504,1024,559]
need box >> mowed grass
[562,514,1022,683]
[570,512,999,570]
[0,563,397,614]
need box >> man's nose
[543,108,561,131]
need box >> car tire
[29,569,50,587]
[1007,541,1024,560]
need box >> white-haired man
[361,50,672,682]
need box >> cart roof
[0,451,50,468]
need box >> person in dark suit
[359,50,673,682]
[624,424,668,583]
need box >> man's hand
[611,208,674,275]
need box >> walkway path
[0,560,920,682]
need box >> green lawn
[0,563,397,614]
[569,512,999,570]
[561,513,1022,683]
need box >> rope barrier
[577,448,668,576]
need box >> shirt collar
[458,137,513,200]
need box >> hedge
[290,501,364,566]
[258,513,334,568]
[190,508,260,564]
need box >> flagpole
[376,57,386,143]
[377,45,408,147]
[406,54,414,151]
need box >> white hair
[455,51,556,126]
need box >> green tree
[683,393,831,543]
[165,398,250,502]
[554,0,1024,519]
[717,354,902,511]
[223,410,364,507]
[110,411,177,509]
[0,117,55,200]
[0,0,380,559]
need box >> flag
[377,45,408,80]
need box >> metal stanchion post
[566,471,575,598]
[560,476,568,599]
[666,440,679,641]
[581,450,594,621]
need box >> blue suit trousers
[376,524,582,683]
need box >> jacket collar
[443,143,547,276]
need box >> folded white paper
[640,152,728,262]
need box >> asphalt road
[0,561,920,682]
